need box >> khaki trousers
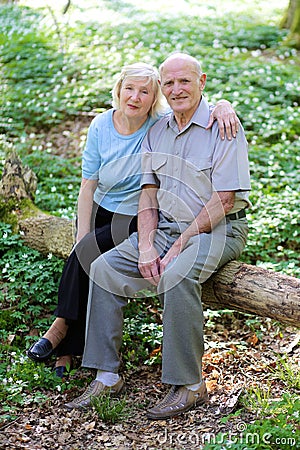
[83,216,248,385]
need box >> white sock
[185,381,203,391]
[96,370,120,386]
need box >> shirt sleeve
[211,122,251,192]
[140,132,159,187]
[82,117,101,180]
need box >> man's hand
[206,100,239,140]
[159,237,185,274]
[138,246,161,286]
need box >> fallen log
[202,261,300,327]
[19,214,74,259]
[1,153,300,327]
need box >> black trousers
[54,204,137,357]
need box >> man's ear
[200,73,207,90]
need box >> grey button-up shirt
[141,96,251,223]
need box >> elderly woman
[27,62,238,376]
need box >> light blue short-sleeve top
[82,109,156,216]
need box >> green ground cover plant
[1,1,298,274]
[205,392,300,449]
[91,393,129,424]
[0,0,299,438]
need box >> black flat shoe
[54,366,68,378]
[27,337,53,362]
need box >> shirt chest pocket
[151,154,213,197]
[152,154,212,172]
[151,154,169,186]
[186,157,212,172]
[185,156,212,180]
[183,157,213,200]
[152,154,168,172]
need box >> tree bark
[281,0,300,48]
[19,214,74,259]
[1,153,300,327]
[202,261,300,327]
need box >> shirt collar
[167,96,210,132]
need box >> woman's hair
[112,62,167,118]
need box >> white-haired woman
[27,62,238,376]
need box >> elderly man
[65,53,251,420]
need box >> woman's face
[119,77,156,120]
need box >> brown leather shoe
[65,378,125,410]
[146,381,208,420]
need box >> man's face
[160,58,206,117]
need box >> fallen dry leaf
[247,333,259,346]
[84,420,96,431]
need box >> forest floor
[1,313,299,449]
[1,119,299,449]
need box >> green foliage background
[1,0,299,277]
[0,0,299,432]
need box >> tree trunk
[1,153,300,327]
[281,0,300,48]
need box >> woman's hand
[206,100,239,140]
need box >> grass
[91,392,129,424]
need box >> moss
[0,197,42,231]
[18,198,41,219]
[0,198,18,229]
